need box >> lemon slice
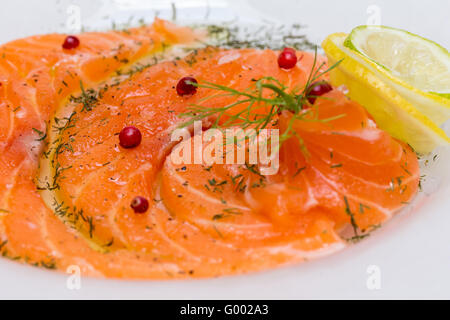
[322,27,450,154]
[346,26,450,94]
[345,25,450,124]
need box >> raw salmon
[0,21,419,279]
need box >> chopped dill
[359,203,371,214]
[70,81,99,112]
[213,207,242,221]
[230,174,243,185]
[344,196,359,238]
[207,178,227,193]
[32,127,47,141]
[244,163,265,178]
[293,166,306,177]
[39,259,57,270]
[104,238,114,247]
[204,23,316,51]
[213,225,224,238]
[347,224,381,243]
[0,240,7,251]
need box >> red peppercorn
[131,196,149,214]
[119,126,142,148]
[176,76,198,96]
[306,81,333,104]
[278,47,298,69]
[62,35,80,50]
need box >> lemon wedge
[322,26,450,153]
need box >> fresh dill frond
[177,48,344,153]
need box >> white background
[0,0,449,299]
[0,0,449,48]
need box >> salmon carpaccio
[0,20,420,279]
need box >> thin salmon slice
[0,21,420,279]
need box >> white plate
[0,0,449,299]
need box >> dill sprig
[178,48,344,151]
